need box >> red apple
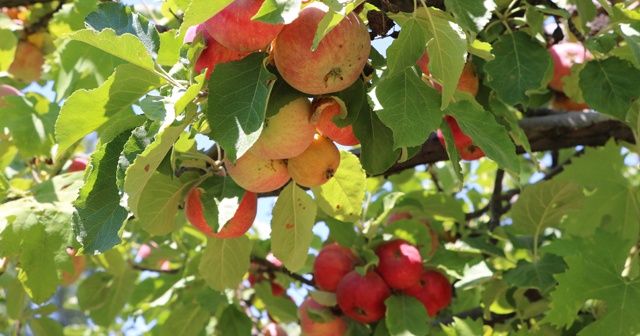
[299,296,347,336]
[224,152,290,193]
[386,211,413,224]
[375,239,423,289]
[313,243,359,292]
[548,42,591,93]
[61,247,87,286]
[403,270,452,317]
[8,42,43,83]
[311,98,359,146]
[184,186,257,238]
[287,134,340,188]
[195,29,250,79]
[204,0,284,52]
[437,116,485,161]
[550,91,589,111]
[262,322,287,336]
[336,270,391,323]
[67,157,88,173]
[273,2,370,95]
[417,51,479,96]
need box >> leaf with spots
[312,151,365,222]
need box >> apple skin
[386,212,439,256]
[375,239,423,290]
[437,116,485,161]
[336,270,391,323]
[311,98,359,146]
[550,91,589,112]
[61,248,87,286]
[8,42,44,83]
[273,2,370,95]
[67,157,88,173]
[287,134,340,188]
[403,270,452,317]
[184,186,257,238]
[299,296,347,336]
[313,243,359,292]
[262,322,287,336]
[548,42,591,93]
[248,97,316,159]
[224,152,290,193]
[417,51,479,96]
[195,28,250,79]
[204,0,284,52]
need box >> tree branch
[251,256,315,287]
[488,169,504,231]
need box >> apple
[287,134,340,188]
[184,185,257,238]
[204,0,284,52]
[386,211,412,224]
[386,212,438,257]
[336,270,391,323]
[273,2,370,95]
[375,239,422,289]
[548,42,591,93]
[8,42,44,83]
[311,98,359,146]
[194,28,250,79]
[61,247,87,286]
[248,97,316,159]
[224,152,290,193]
[137,243,153,260]
[248,253,286,296]
[313,243,359,292]
[299,296,347,336]
[417,51,479,96]
[262,322,287,336]
[183,24,205,43]
[437,116,485,161]
[550,91,589,112]
[403,270,452,317]
[67,157,88,173]
[0,84,21,108]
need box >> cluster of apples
[1,7,45,84]
[299,238,451,334]
[547,42,591,111]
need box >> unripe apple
[299,296,347,336]
[375,239,423,289]
[184,186,257,238]
[313,243,359,292]
[550,91,589,112]
[262,322,287,336]
[336,270,391,323]
[417,51,479,96]
[311,98,359,146]
[548,42,591,93]
[195,28,250,79]
[61,247,87,286]
[287,134,340,188]
[403,270,452,317]
[67,157,88,173]
[248,97,316,159]
[437,116,485,161]
[8,42,44,83]
[204,0,284,52]
[273,2,370,95]
[224,152,290,193]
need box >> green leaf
[55,63,164,161]
[180,0,232,35]
[77,272,111,311]
[441,317,485,336]
[252,0,302,24]
[271,183,317,272]
[488,94,538,166]
[502,253,567,292]
[28,317,64,336]
[580,57,640,121]
[312,151,365,222]
[73,130,131,254]
[386,18,428,78]
[254,281,298,322]
[138,172,186,236]
[89,268,138,326]
[206,53,275,162]
[0,29,17,72]
[217,305,252,336]
[6,278,26,319]
[420,193,466,223]
[510,179,584,236]
[383,219,433,258]
[355,99,400,174]
[159,302,210,336]
[376,68,442,149]
[385,295,430,336]
[544,232,640,336]
[311,7,348,52]
[324,216,357,247]
[485,32,553,106]
[199,235,252,291]
[198,175,246,234]
[444,0,495,34]
[438,118,463,182]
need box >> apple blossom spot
[336,204,341,209]
[144,164,150,172]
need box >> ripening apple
[273,2,371,95]
[61,247,87,286]
[224,152,290,193]
[194,28,250,79]
[386,212,439,257]
[248,97,316,159]
[417,51,479,97]
[313,243,359,292]
[336,270,391,323]
[299,296,347,336]
[548,42,591,93]
[8,42,44,83]
[67,157,88,173]
[437,116,485,161]
[550,91,589,112]
[287,134,340,188]
[184,185,257,238]
[375,239,423,289]
[311,98,359,146]
[403,270,452,317]
[204,0,284,52]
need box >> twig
[251,256,315,287]
[24,0,66,35]
[488,169,504,231]
[430,307,516,327]
[130,262,181,274]
[427,164,444,192]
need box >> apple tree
[1,0,639,335]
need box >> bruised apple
[299,296,347,336]
[204,0,284,52]
[184,186,257,238]
[273,2,370,94]
[549,42,591,93]
[287,134,340,188]
[550,91,590,112]
[311,98,359,146]
[8,42,43,83]
[195,28,250,79]
[224,152,290,193]
[249,97,316,159]
[403,270,452,317]
[375,239,423,289]
[61,248,87,286]
[313,243,359,292]
[336,270,391,323]
[417,51,479,96]
[437,116,485,161]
